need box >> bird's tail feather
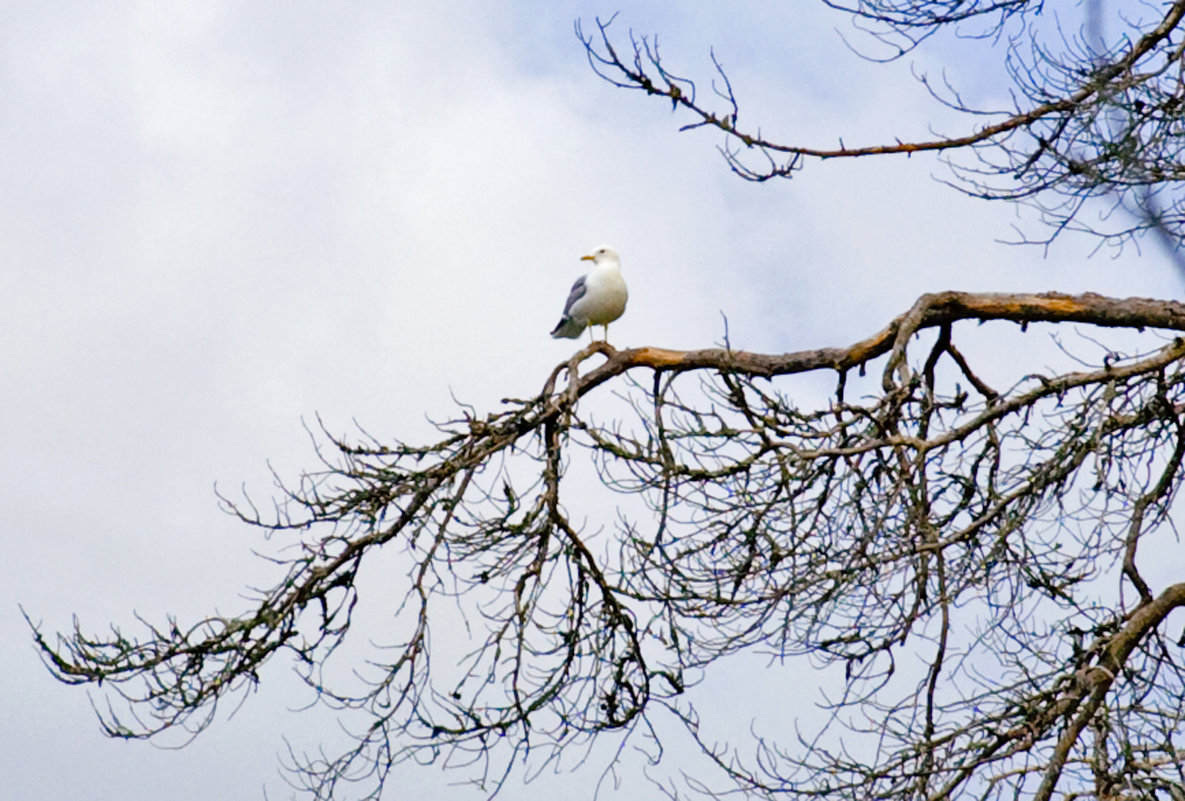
[550,317,585,339]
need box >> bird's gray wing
[550,275,590,339]
[561,275,587,316]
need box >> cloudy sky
[2,2,1178,800]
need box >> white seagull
[550,245,628,342]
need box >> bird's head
[581,245,620,265]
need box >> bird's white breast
[574,266,628,325]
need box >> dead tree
[28,291,1185,801]
[579,1,1185,254]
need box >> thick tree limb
[562,291,1185,398]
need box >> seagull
[550,245,628,343]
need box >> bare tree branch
[579,2,1185,251]
[27,291,1185,800]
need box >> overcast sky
[3,3,1179,800]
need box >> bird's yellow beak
[580,254,595,261]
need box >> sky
[2,2,1180,800]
